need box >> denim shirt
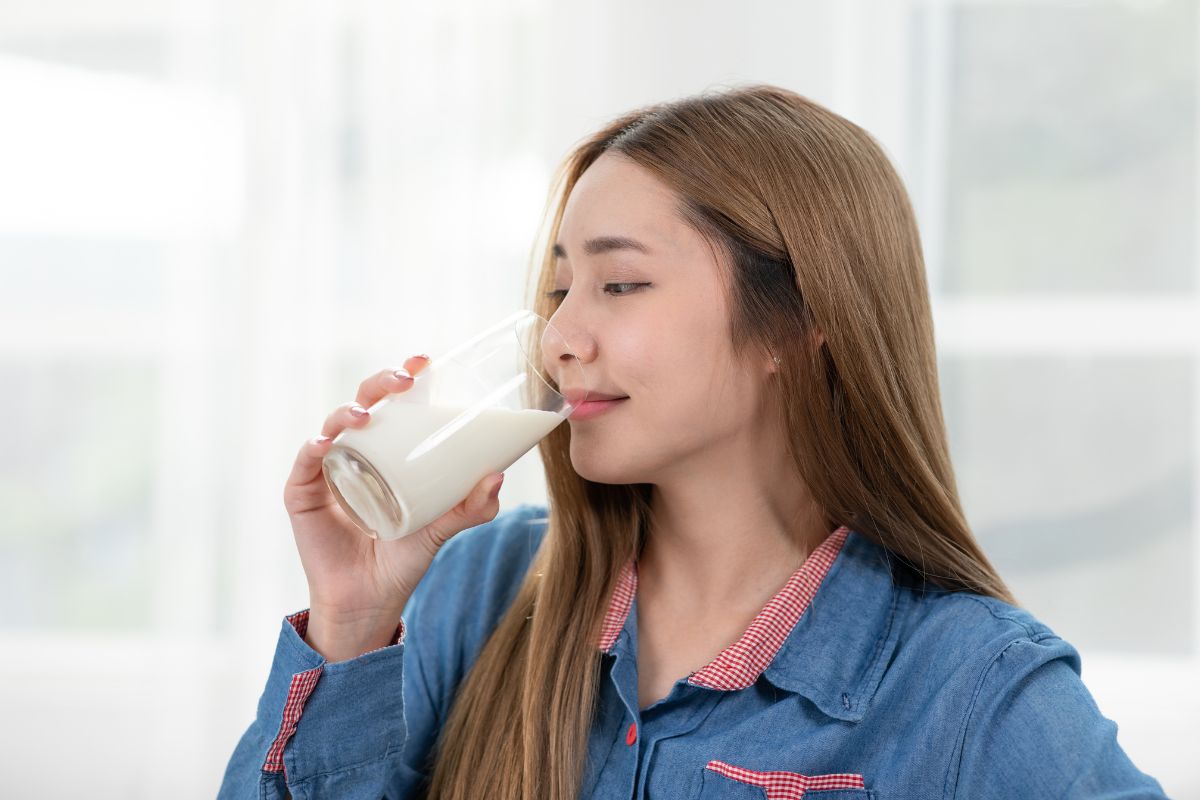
[218,503,1170,799]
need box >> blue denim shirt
[219,503,1170,799]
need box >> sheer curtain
[0,0,1194,796]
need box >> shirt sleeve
[950,636,1171,800]
[215,608,435,800]
[216,505,549,800]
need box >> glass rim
[432,309,589,411]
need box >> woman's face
[543,150,776,485]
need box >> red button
[625,722,637,745]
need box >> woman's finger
[284,435,333,495]
[355,355,431,409]
[320,401,373,439]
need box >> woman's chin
[569,447,641,485]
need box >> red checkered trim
[263,663,323,775]
[595,526,850,689]
[597,560,637,652]
[282,608,406,647]
[705,759,865,799]
[262,609,406,776]
[689,526,848,690]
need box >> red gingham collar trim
[596,559,637,653]
[596,526,852,692]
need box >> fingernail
[349,405,368,417]
[393,368,413,381]
[313,435,331,446]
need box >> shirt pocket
[697,759,877,800]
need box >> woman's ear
[767,329,824,372]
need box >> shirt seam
[943,634,1053,800]
[850,583,902,715]
[955,594,1041,638]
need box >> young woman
[219,84,1169,799]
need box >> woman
[219,84,1169,799]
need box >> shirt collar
[595,526,901,724]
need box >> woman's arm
[216,505,547,799]
[216,606,437,799]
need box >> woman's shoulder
[432,502,550,582]
[917,587,1064,642]
[894,582,1076,666]
[900,593,1167,797]
[860,538,1076,673]
[892,579,1084,695]
[394,504,550,728]
[402,503,550,646]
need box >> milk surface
[327,398,563,540]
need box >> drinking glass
[321,310,587,540]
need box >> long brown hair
[424,83,1016,799]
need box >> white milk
[324,398,563,540]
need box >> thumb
[421,473,504,550]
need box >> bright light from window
[0,54,244,238]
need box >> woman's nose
[540,314,593,387]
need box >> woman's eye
[544,283,648,301]
[605,282,648,296]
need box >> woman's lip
[570,397,628,420]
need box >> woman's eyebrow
[553,236,653,260]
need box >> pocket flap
[703,759,869,800]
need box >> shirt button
[625,721,637,745]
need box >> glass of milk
[320,309,587,541]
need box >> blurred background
[0,0,1196,796]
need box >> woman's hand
[282,354,504,660]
